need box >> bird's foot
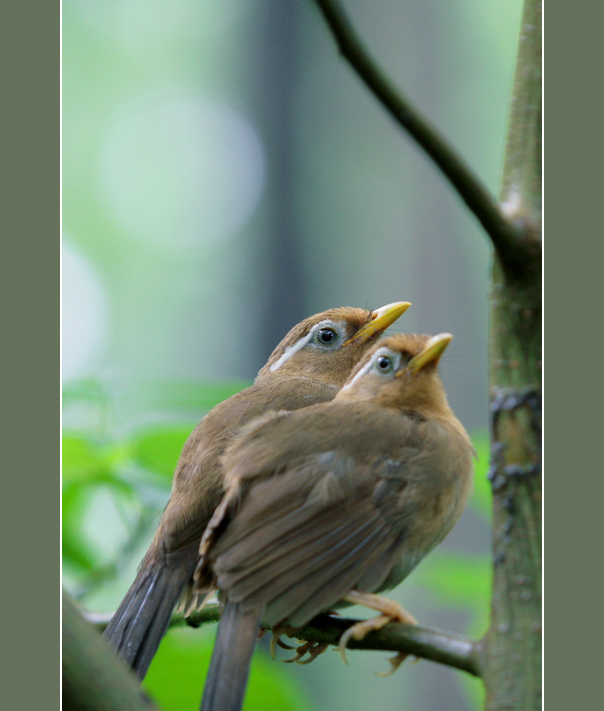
[270,624,297,659]
[374,652,409,677]
[284,640,329,665]
[270,624,328,665]
[338,590,417,675]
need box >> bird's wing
[208,419,423,628]
[159,378,338,558]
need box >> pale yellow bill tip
[406,332,453,373]
[345,301,412,345]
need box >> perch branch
[87,603,480,677]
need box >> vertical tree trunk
[480,1,542,709]
[253,2,307,370]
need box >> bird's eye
[315,327,337,345]
[374,355,393,373]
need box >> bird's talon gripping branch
[271,626,329,665]
[375,652,409,677]
[338,631,352,664]
[283,641,329,665]
[338,590,418,671]
[338,613,391,664]
[270,631,293,658]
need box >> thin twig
[88,603,480,677]
[311,0,528,269]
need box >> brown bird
[194,332,474,711]
[103,302,410,679]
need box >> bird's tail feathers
[103,557,196,680]
[200,601,263,711]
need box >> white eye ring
[341,347,398,390]
[374,354,393,373]
[313,325,340,347]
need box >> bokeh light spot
[99,94,266,248]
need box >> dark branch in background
[311,0,529,270]
[86,603,480,678]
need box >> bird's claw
[270,624,328,665]
[375,652,410,677]
[337,591,418,674]
[270,631,294,658]
[338,626,355,664]
[283,641,328,664]
[338,613,392,665]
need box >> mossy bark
[479,2,542,709]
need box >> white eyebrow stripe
[269,331,314,372]
[269,320,340,372]
[340,346,392,390]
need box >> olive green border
[543,3,599,711]
[4,3,60,709]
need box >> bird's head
[257,303,411,386]
[336,332,454,417]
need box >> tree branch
[63,590,159,711]
[482,1,542,708]
[311,0,529,269]
[86,603,480,678]
[499,0,542,242]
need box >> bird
[194,332,475,711]
[102,302,411,679]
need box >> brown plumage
[102,303,410,679]
[195,333,474,711]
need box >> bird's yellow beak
[405,333,453,374]
[344,302,411,345]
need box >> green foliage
[62,378,252,596]
[141,380,253,413]
[469,433,492,520]
[62,378,111,410]
[414,551,490,610]
[63,485,98,572]
[144,627,313,711]
[62,435,118,484]
[62,434,138,582]
[131,426,199,480]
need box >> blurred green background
[62,1,522,709]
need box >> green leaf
[469,431,492,519]
[62,532,97,572]
[142,379,252,413]
[245,652,314,711]
[62,378,109,408]
[62,434,132,489]
[144,626,313,711]
[62,484,98,571]
[131,425,196,479]
[62,435,110,483]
